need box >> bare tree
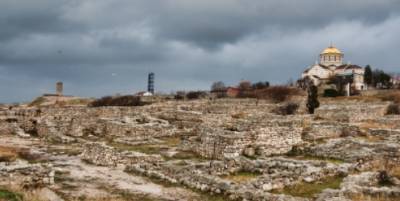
[211,81,226,92]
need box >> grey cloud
[0,0,400,103]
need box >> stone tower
[56,82,63,96]
[148,73,154,94]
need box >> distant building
[302,45,366,91]
[391,75,400,86]
[226,87,240,97]
[136,91,153,97]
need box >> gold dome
[321,46,342,54]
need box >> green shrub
[323,89,340,97]
[0,189,22,201]
[255,86,301,103]
[273,102,299,115]
[174,91,186,100]
[186,91,208,100]
[386,104,400,115]
[89,95,146,107]
[307,85,319,114]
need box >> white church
[302,45,366,91]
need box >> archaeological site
[1,89,400,201]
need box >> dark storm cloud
[0,0,87,41]
[0,0,400,102]
[151,0,400,48]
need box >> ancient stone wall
[182,116,305,159]
[315,101,390,122]
[81,143,162,166]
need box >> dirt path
[0,135,199,201]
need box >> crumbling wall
[81,143,162,166]
[182,117,305,159]
[315,101,390,122]
[0,107,173,141]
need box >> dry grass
[222,171,261,183]
[320,96,381,103]
[0,146,18,162]
[351,193,400,201]
[160,137,181,147]
[358,120,397,130]
[377,91,400,103]
[271,176,343,198]
[367,159,400,180]
[231,112,248,119]
[0,185,44,201]
[28,97,46,107]
[388,166,400,179]
[0,146,42,163]
[356,135,384,143]
[65,98,93,106]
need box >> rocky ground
[1,97,400,201]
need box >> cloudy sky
[1,0,400,103]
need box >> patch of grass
[222,171,261,183]
[65,98,93,106]
[0,189,22,201]
[167,151,205,161]
[195,190,227,201]
[28,97,46,107]
[108,142,164,154]
[271,176,343,198]
[158,137,181,147]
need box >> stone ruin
[0,98,400,200]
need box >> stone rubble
[0,98,399,200]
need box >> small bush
[386,104,400,115]
[307,85,319,114]
[0,189,22,201]
[377,170,394,186]
[323,89,340,97]
[89,95,145,107]
[174,91,186,100]
[255,86,301,103]
[273,102,299,115]
[379,92,400,103]
[186,91,207,100]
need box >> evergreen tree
[364,65,372,86]
[372,69,392,88]
[306,85,320,114]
